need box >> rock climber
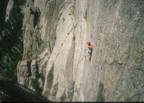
[87,41,94,61]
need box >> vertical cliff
[2,0,144,102]
[83,0,144,101]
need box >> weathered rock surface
[2,0,144,102]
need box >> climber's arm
[88,45,93,49]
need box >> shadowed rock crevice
[30,7,40,27]
[96,82,105,102]
[51,82,58,98]
[45,64,54,97]
[60,90,66,102]
[27,60,32,77]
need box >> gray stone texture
[13,0,144,102]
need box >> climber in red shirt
[87,41,94,61]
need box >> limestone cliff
[2,0,144,102]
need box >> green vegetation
[31,78,39,90]
[0,0,26,81]
[31,78,42,94]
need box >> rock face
[3,0,144,102]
